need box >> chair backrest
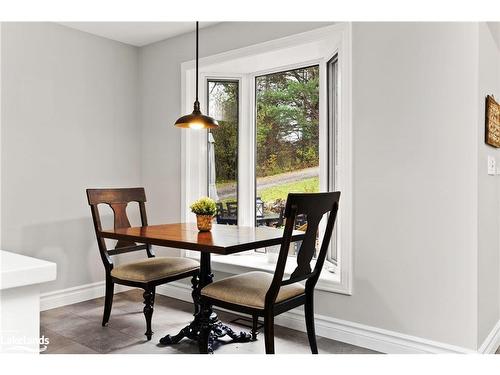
[86,188,153,272]
[215,202,225,224]
[226,201,238,217]
[276,205,285,227]
[256,197,264,219]
[265,192,340,307]
[216,202,225,216]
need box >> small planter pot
[196,214,213,232]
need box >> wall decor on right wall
[485,95,500,147]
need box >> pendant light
[174,22,219,129]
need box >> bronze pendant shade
[174,22,218,129]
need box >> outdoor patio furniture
[226,201,238,217]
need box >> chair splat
[109,202,136,248]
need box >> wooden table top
[100,223,305,255]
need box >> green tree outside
[209,65,320,205]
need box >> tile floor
[40,289,379,354]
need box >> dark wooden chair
[215,202,225,224]
[199,192,340,354]
[86,188,200,340]
[226,201,238,218]
[216,202,225,216]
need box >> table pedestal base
[159,311,252,353]
[160,253,252,353]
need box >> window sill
[204,253,348,295]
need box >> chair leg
[102,277,114,327]
[143,287,155,341]
[305,291,318,354]
[264,311,275,354]
[251,314,259,341]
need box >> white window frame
[180,23,352,295]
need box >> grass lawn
[215,180,236,190]
[258,177,319,203]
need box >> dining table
[100,222,305,353]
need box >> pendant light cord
[174,21,218,128]
[195,21,199,105]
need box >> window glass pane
[255,66,320,230]
[207,80,239,225]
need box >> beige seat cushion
[111,257,199,283]
[201,271,304,309]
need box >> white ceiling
[58,22,219,47]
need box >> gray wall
[477,22,500,345]
[1,21,498,351]
[140,22,481,349]
[139,22,333,230]
[324,22,479,349]
[1,23,142,292]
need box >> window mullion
[237,74,255,227]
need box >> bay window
[181,24,352,294]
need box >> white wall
[477,22,500,345]
[140,22,481,349]
[1,23,142,292]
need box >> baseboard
[478,319,500,354]
[156,282,474,354]
[273,308,473,354]
[40,281,132,311]
[40,280,480,354]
